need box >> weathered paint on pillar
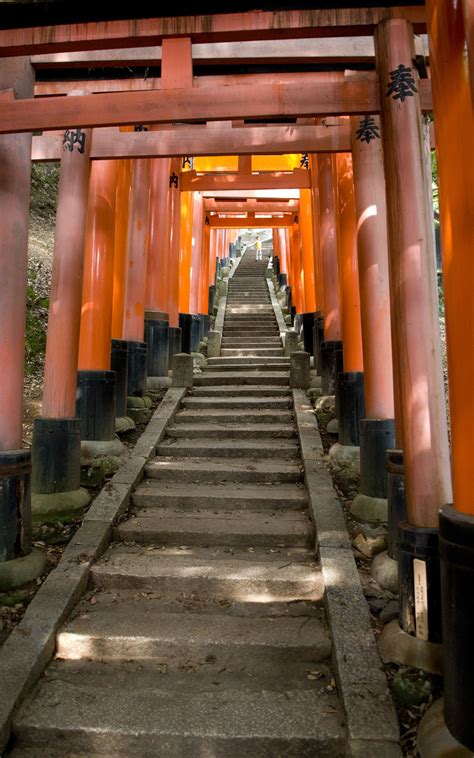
[309,155,323,313]
[350,115,395,421]
[334,153,363,373]
[189,192,204,315]
[200,220,211,314]
[111,159,131,340]
[145,155,172,314]
[426,1,474,516]
[290,222,303,313]
[375,19,452,527]
[178,190,194,314]
[78,160,117,371]
[43,102,92,419]
[209,229,217,285]
[0,57,34,449]
[317,154,341,341]
[167,157,181,328]
[300,188,317,313]
[122,159,151,342]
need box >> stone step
[56,597,327,664]
[165,423,295,439]
[173,409,292,423]
[221,339,282,346]
[221,348,284,356]
[205,364,289,373]
[207,356,288,365]
[91,544,323,601]
[132,480,306,510]
[14,666,344,756]
[145,456,302,482]
[223,320,277,326]
[194,373,289,386]
[223,326,278,332]
[191,385,290,396]
[183,396,292,408]
[117,508,313,548]
[156,438,299,458]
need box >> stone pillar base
[417,700,472,758]
[371,550,398,593]
[32,488,91,524]
[0,548,47,591]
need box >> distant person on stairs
[255,235,262,261]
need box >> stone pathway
[10,249,347,756]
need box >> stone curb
[292,388,402,756]
[266,278,288,336]
[214,254,243,348]
[0,386,186,753]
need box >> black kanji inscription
[63,128,86,154]
[355,115,380,143]
[169,172,179,188]
[386,64,418,102]
[299,153,309,169]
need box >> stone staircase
[11,248,347,756]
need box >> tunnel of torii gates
[0,1,472,749]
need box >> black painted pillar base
[313,314,324,375]
[286,285,293,312]
[398,521,442,644]
[386,449,406,560]
[0,449,32,561]
[111,339,129,418]
[440,505,474,751]
[321,340,343,395]
[76,370,117,441]
[32,417,81,494]
[208,285,216,315]
[359,417,396,497]
[179,313,201,354]
[145,314,169,378]
[279,272,287,289]
[126,340,148,397]
[169,327,182,364]
[336,371,365,446]
[201,315,210,339]
[302,312,316,355]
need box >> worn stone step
[166,422,295,439]
[56,599,327,664]
[157,437,299,459]
[145,456,302,482]
[183,396,292,409]
[191,385,290,396]
[221,348,284,356]
[132,480,306,510]
[221,340,282,347]
[91,544,322,601]
[173,409,292,423]
[208,357,288,365]
[194,373,289,386]
[14,668,344,756]
[117,508,313,548]
[223,328,279,335]
[205,363,289,373]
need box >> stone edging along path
[292,388,401,758]
[0,388,186,752]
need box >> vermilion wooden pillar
[178,189,194,315]
[290,222,303,313]
[167,157,181,328]
[375,19,451,529]
[427,1,474,749]
[43,122,92,418]
[300,188,316,313]
[111,159,131,340]
[122,158,151,396]
[0,57,47,583]
[33,94,92,522]
[78,160,117,371]
[317,155,341,342]
[350,116,397,515]
[146,155,172,316]
[375,18,451,648]
[309,155,323,313]
[76,160,119,445]
[334,153,363,374]
[200,219,211,315]
[189,192,204,315]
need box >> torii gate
[0,4,472,751]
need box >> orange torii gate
[0,5,473,751]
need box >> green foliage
[24,269,49,376]
[30,163,59,223]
